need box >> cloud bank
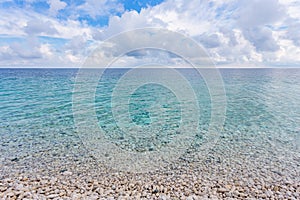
[0,0,300,67]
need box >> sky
[0,0,300,68]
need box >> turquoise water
[0,68,299,174]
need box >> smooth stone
[11,157,19,162]
[47,194,60,199]
[217,188,228,193]
[62,171,73,176]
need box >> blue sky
[0,0,300,67]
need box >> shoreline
[1,139,299,199]
[1,164,299,199]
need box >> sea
[0,68,299,175]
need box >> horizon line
[1,66,300,69]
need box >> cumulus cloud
[237,0,285,27]
[0,45,14,60]
[286,22,300,46]
[236,0,285,52]
[1,0,300,67]
[10,43,42,59]
[64,35,88,55]
[279,0,300,19]
[195,33,221,49]
[0,36,55,68]
[0,8,93,39]
[93,10,165,41]
[24,19,58,36]
[47,0,67,16]
[242,27,280,52]
[78,0,124,19]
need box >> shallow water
[0,68,299,175]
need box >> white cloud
[65,51,81,63]
[24,19,58,35]
[0,8,93,39]
[93,10,164,41]
[1,0,300,67]
[84,0,299,67]
[92,1,250,66]
[64,35,87,55]
[279,0,300,19]
[47,0,67,16]
[242,27,280,52]
[40,43,53,57]
[196,33,221,49]
[77,0,124,19]
[0,45,14,60]
[237,0,285,27]
[0,37,53,67]
[286,23,300,46]
[236,0,285,52]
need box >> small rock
[217,188,228,193]
[152,188,159,194]
[62,171,73,176]
[6,192,15,197]
[159,194,167,200]
[11,157,19,162]
[47,194,59,199]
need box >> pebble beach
[1,129,299,199]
